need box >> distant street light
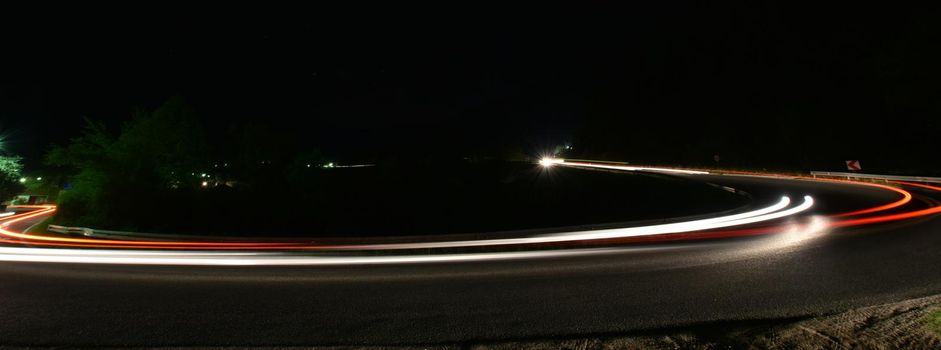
[201,181,209,187]
[36,177,42,181]
[19,177,26,183]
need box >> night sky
[2,3,940,172]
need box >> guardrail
[47,225,94,236]
[48,225,207,241]
[810,171,941,184]
[46,225,280,242]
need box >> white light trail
[0,212,14,218]
[0,196,813,265]
[326,196,811,250]
[334,164,376,168]
[560,161,710,175]
[0,159,820,266]
[543,196,814,241]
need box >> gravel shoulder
[484,294,941,349]
[3,295,940,350]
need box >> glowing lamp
[539,157,563,167]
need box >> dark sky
[2,3,940,171]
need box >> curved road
[1,166,940,347]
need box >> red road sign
[846,160,862,171]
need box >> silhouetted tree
[46,97,208,227]
[0,155,24,204]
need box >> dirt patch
[3,295,941,349]
[486,294,941,349]
[743,294,941,349]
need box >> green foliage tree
[47,97,209,228]
[0,155,24,203]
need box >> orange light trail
[828,181,941,228]
[1,165,939,252]
[824,180,912,218]
[557,161,914,219]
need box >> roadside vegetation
[929,309,941,336]
[0,155,24,207]
[22,216,54,235]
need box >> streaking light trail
[0,194,814,254]
[0,187,813,252]
[320,196,812,250]
[3,159,940,266]
[557,160,710,175]
[830,181,941,228]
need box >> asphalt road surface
[1,172,940,347]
